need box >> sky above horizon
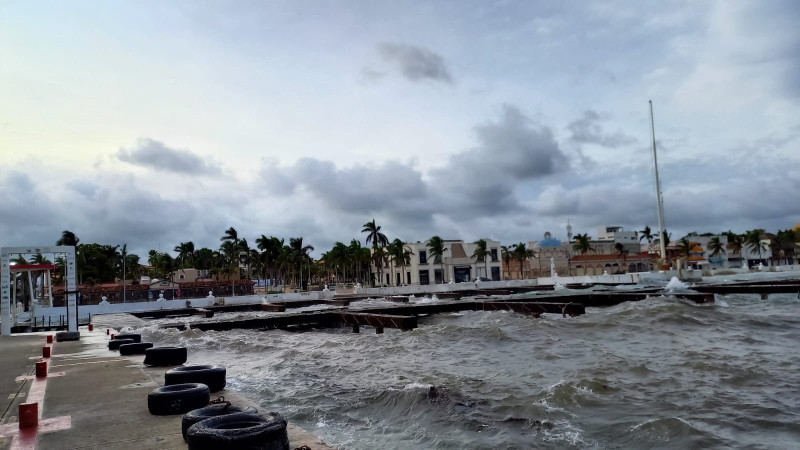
[1,0,799,257]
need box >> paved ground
[0,335,45,427]
[1,324,330,449]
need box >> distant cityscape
[4,222,799,311]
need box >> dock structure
[153,287,722,335]
[691,283,800,296]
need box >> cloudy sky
[1,0,799,257]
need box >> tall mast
[649,100,667,262]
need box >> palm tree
[289,237,314,288]
[386,240,402,285]
[362,219,388,286]
[572,233,593,255]
[708,236,726,260]
[511,243,534,279]
[614,243,629,273]
[56,230,80,246]
[727,234,744,267]
[371,246,388,286]
[426,236,447,284]
[639,226,654,244]
[31,253,51,264]
[362,219,388,248]
[500,245,512,279]
[387,239,413,285]
[472,239,489,280]
[221,227,239,245]
[660,230,671,247]
[744,229,767,266]
[677,237,692,269]
[173,241,195,268]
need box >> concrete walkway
[1,326,330,449]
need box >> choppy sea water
[135,289,800,449]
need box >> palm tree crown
[56,230,80,246]
[572,234,593,255]
[362,219,388,248]
[639,226,653,243]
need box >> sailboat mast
[649,100,667,262]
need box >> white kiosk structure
[1,246,78,336]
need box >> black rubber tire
[113,333,141,343]
[186,412,289,450]
[166,365,227,393]
[181,404,258,441]
[55,331,80,342]
[108,338,134,350]
[143,346,188,367]
[147,383,210,416]
[119,342,153,355]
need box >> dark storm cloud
[262,105,569,225]
[567,110,637,148]
[263,157,437,227]
[430,104,568,217]
[377,43,453,84]
[116,138,222,175]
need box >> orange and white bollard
[46,335,53,344]
[42,346,51,358]
[35,360,47,378]
[88,323,94,332]
[19,402,38,428]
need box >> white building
[376,239,504,286]
[594,225,641,254]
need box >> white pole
[1,253,11,335]
[27,271,34,312]
[650,100,667,263]
[48,268,53,307]
[122,245,126,303]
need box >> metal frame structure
[1,246,77,335]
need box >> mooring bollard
[46,335,53,344]
[19,403,38,428]
[106,328,110,335]
[42,346,51,358]
[35,360,47,378]
[88,323,94,332]
[110,334,115,340]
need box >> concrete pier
[0,326,331,450]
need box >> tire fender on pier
[181,404,258,441]
[147,383,210,415]
[166,365,227,393]
[118,342,153,355]
[186,412,289,450]
[143,346,188,367]
[108,338,134,351]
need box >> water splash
[665,276,688,291]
